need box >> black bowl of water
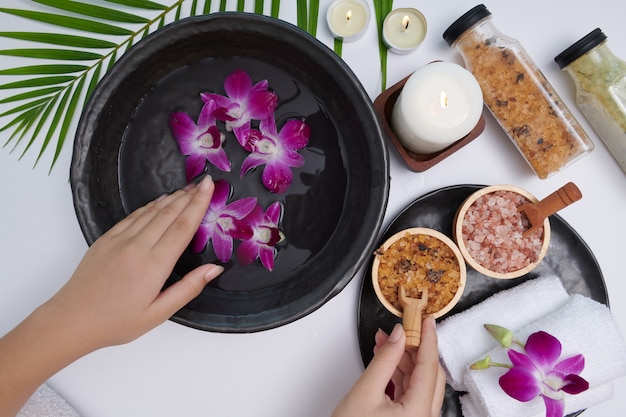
[70,13,389,332]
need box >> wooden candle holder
[373,74,486,172]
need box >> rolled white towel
[463,294,626,417]
[438,275,569,391]
[459,383,614,417]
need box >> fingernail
[155,193,167,202]
[199,175,213,192]
[203,264,224,282]
[388,323,404,343]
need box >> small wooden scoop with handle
[518,182,582,236]
[399,286,428,349]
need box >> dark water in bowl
[118,56,348,293]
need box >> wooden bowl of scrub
[372,228,466,319]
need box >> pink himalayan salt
[462,191,544,273]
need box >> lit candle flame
[346,9,352,22]
[440,91,448,109]
[402,15,410,31]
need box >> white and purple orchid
[169,98,231,182]
[241,117,310,194]
[169,69,307,270]
[237,201,285,271]
[471,326,589,417]
[191,179,257,263]
[201,69,278,148]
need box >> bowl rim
[453,184,551,279]
[371,227,467,318]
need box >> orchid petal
[240,153,268,176]
[526,331,562,370]
[184,153,206,182]
[283,149,306,167]
[213,103,240,122]
[212,230,234,263]
[224,69,253,101]
[236,239,259,266]
[553,354,585,376]
[265,201,282,224]
[168,111,197,154]
[279,119,310,149]
[262,161,293,194]
[259,246,275,271]
[200,92,232,109]
[499,367,542,402]
[508,350,537,369]
[560,374,589,395]
[233,123,252,147]
[205,147,231,172]
[542,396,565,417]
[259,116,278,137]
[224,217,254,240]
[251,79,269,92]
[223,197,257,219]
[197,99,217,126]
[246,90,278,120]
[211,180,231,207]
[191,225,210,253]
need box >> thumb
[152,264,224,318]
[353,323,406,397]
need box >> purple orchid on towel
[201,69,278,148]
[191,179,257,263]
[470,326,589,417]
[241,117,310,194]
[236,201,285,271]
[169,98,231,182]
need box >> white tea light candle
[382,8,427,54]
[391,62,484,154]
[326,0,370,42]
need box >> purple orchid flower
[191,179,257,263]
[499,331,589,417]
[169,98,231,182]
[240,117,310,194]
[201,69,278,148]
[236,201,285,271]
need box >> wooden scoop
[518,182,582,236]
[398,286,428,349]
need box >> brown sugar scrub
[443,4,594,179]
[372,228,466,318]
[454,185,551,279]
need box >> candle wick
[346,9,352,22]
[402,15,410,31]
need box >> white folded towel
[463,294,626,417]
[437,275,570,391]
[459,383,614,417]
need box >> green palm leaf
[0,64,88,76]
[0,48,103,60]
[0,0,382,173]
[33,0,150,23]
[0,32,116,48]
[0,8,134,35]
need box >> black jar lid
[554,28,607,69]
[443,4,491,46]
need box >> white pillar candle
[326,0,370,42]
[391,62,484,154]
[382,8,427,55]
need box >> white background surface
[1,1,625,416]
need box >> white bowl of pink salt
[453,185,551,279]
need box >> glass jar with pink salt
[443,4,594,179]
